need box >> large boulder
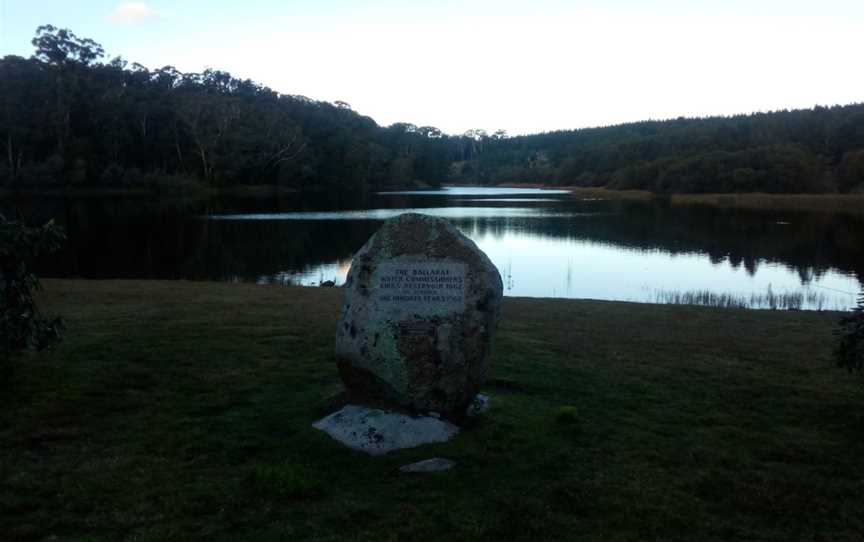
[335,213,503,416]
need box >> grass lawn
[668,192,864,215]
[496,184,864,214]
[2,280,863,541]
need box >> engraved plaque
[374,261,466,314]
[397,321,436,338]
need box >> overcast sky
[2,0,863,135]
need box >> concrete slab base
[399,458,456,473]
[312,404,459,456]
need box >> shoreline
[490,183,864,213]
[0,184,300,199]
[40,278,852,313]
[4,183,864,214]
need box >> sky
[1,0,863,135]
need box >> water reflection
[455,198,562,202]
[207,207,607,220]
[376,187,570,196]
[6,187,862,310]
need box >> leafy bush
[0,213,65,365]
[555,405,580,424]
[835,292,864,372]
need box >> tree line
[0,26,460,192]
[461,107,864,193]
[2,26,863,194]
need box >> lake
[8,186,863,310]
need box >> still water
[11,186,864,310]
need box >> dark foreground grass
[3,281,863,541]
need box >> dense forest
[469,107,864,194]
[2,26,863,194]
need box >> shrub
[555,405,580,424]
[0,213,65,366]
[835,292,864,373]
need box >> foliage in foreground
[835,292,864,372]
[0,213,65,364]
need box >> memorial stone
[335,213,503,416]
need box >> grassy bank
[0,184,303,200]
[4,184,863,216]
[491,184,654,201]
[574,188,864,214]
[563,186,655,201]
[669,192,864,214]
[3,280,863,541]
[496,184,864,214]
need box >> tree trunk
[6,136,14,182]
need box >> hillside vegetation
[2,26,863,195]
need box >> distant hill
[462,106,864,194]
[2,26,863,194]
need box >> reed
[669,192,864,214]
[654,285,831,311]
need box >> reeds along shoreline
[667,192,864,214]
[653,286,839,311]
[557,187,864,213]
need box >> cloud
[108,2,159,24]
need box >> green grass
[3,280,863,541]
[669,192,864,214]
[498,185,864,214]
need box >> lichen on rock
[334,213,503,416]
